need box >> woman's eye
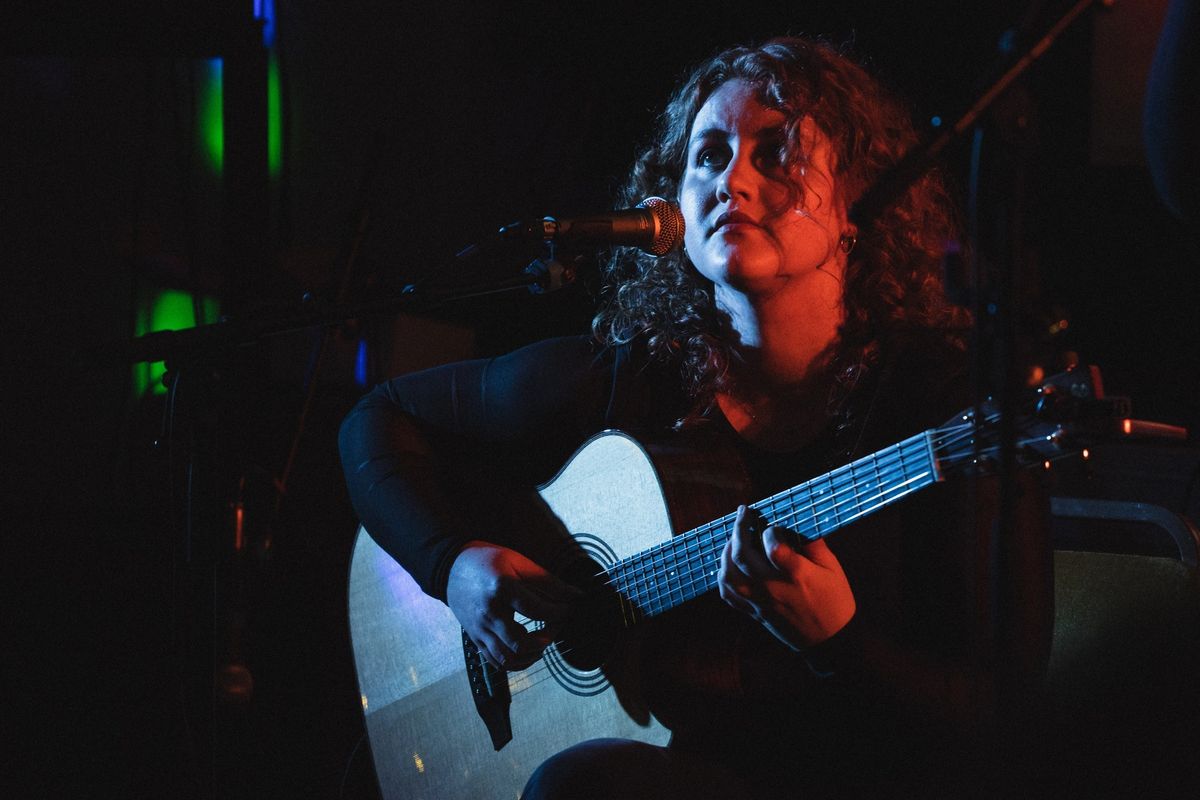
[755,142,785,171]
[696,147,728,170]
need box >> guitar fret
[652,556,662,618]
[672,538,689,606]
[819,469,839,535]
[665,540,684,612]
[687,523,725,600]
[607,561,636,624]
[611,562,631,626]
[850,457,866,520]
[628,557,656,618]
[650,549,667,616]
[650,552,665,614]
[805,471,822,538]
[679,535,701,604]
[668,549,689,607]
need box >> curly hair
[592,36,970,409]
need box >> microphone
[496,197,685,256]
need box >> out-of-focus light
[998,29,1016,55]
[1082,448,1090,460]
[1043,460,1052,470]
[355,338,370,387]
[201,59,224,173]
[1123,419,1133,435]
[234,502,245,551]
[255,0,277,47]
[254,1,282,178]
[267,54,282,178]
[931,115,943,128]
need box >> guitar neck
[604,430,941,621]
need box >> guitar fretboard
[603,430,939,623]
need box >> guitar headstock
[932,365,1130,477]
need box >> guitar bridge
[462,629,513,751]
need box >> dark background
[4,1,1197,797]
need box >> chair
[1037,497,1200,797]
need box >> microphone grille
[637,196,685,256]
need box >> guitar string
[508,465,947,694]
[597,425,978,614]
[511,456,1058,698]
[500,460,934,697]
[611,469,936,618]
[600,410,1018,609]
[503,414,1051,696]
[499,422,987,692]
[567,417,990,632]
[503,434,1040,698]
[501,451,943,693]
[611,420,1048,616]
[599,431,937,601]
[532,419,983,654]
[607,418,983,589]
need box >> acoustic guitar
[348,366,1110,799]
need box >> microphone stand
[849,0,1115,708]
[851,0,1114,228]
[110,266,554,368]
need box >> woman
[340,37,1051,798]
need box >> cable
[338,731,369,799]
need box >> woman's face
[679,79,848,297]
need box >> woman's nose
[717,156,753,203]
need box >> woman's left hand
[718,505,856,650]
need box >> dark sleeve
[809,339,1054,727]
[337,335,623,601]
[1145,0,1200,223]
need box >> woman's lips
[712,211,760,233]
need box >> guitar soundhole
[541,533,623,697]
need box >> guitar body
[347,430,749,800]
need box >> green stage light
[268,54,282,178]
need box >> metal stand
[850,0,1117,696]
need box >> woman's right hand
[446,540,581,670]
